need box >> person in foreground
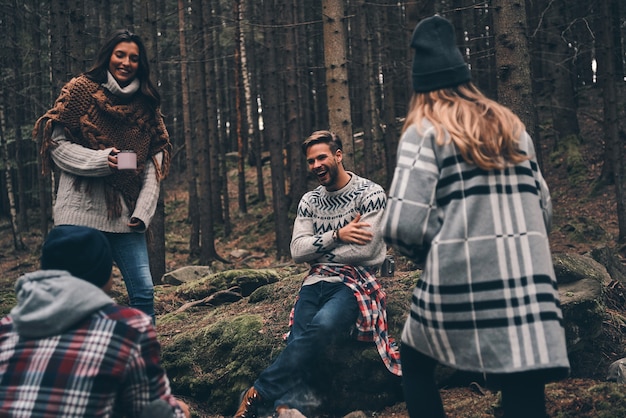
[234,130,401,417]
[33,29,172,322]
[0,225,189,418]
[381,15,570,418]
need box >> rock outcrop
[156,251,626,416]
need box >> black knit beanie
[411,15,471,92]
[41,225,113,288]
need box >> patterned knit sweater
[290,172,387,267]
[382,121,570,378]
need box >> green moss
[578,383,626,417]
[248,282,277,303]
[157,311,189,325]
[556,219,609,248]
[174,268,280,300]
[550,134,587,186]
[161,314,282,414]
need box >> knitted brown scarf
[34,75,171,219]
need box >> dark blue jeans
[254,281,359,410]
[104,232,155,323]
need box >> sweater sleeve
[291,183,388,267]
[49,126,114,177]
[131,152,163,230]
[329,185,387,266]
[523,131,552,232]
[381,125,442,264]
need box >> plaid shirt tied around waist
[289,264,402,376]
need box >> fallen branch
[175,287,242,313]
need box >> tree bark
[240,0,265,204]
[283,0,305,207]
[207,0,231,235]
[263,0,291,259]
[543,0,587,182]
[379,3,399,188]
[491,0,537,139]
[234,0,248,214]
[139,0,167,283]
[322,0,354,170]
[352,0,371,177]
[189,0,222,264]
[596,0,626,241]
[177,0,200,258]
[0,103,25,250]
[8,0,28,233]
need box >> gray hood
[10,270,114,338]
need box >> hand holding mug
[108,148,137,170]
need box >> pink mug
[117,150,137,170]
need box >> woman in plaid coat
[381,15,569,418]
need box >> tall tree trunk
[121,1,134,30]
[387,2,410,124]
[0,96,25,250]
[467,1,496,97]
[283,0,305,207]
[568,3,595,87]
[364,7,381,177]
[69,0,86,75]
[322,0,354,170]
[9,0,28,232]
[177,0,200,258]
[379,3,399,188]
[49,0,72,91]
[352,0,371,177]
[542,0,582,166]
[207,0,230,236]
[140,0,167,283]
[191,0,222,264]
[214,0,231,224]
[241,0,265,203]
[98,0,112,39]
[491,0,537,140]
[263,0,291,259]
[596,0,626,241]
[234,0,248,214]
[30,0,50,236]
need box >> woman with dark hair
[33,29,172,323]
[84,29,161,108]
[381,15,569,418]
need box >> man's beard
[316,162,339,189]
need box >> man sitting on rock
[0,225,190,418]
[234,130,401,417]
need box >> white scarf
[104,70,140,98]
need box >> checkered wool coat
[382,121,569,377]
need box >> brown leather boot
[234,387,262,418]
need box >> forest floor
[1,88,626,416]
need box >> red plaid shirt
[0,304,185,417]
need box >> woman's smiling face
[108,41,140,87]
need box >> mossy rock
[175,268,281,300]
[161,314,282,414]
[553,253,611,285]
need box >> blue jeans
[104,232,155,322]
[254,281,359,411]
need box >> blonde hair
[402,83,528,170]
